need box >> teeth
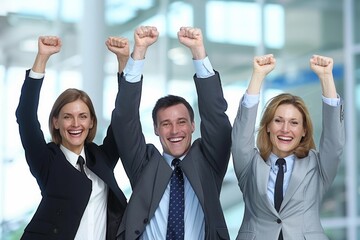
[170,137,182,142]
[69,130,82,135]
[278,136,292,141]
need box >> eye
[161,122,170,127]
[80,114,88,119]
[179,119,187,125]
[274,118,282,123]
[290,120,299,126]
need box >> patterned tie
[166,158,184,240]
[77,155,87,177]
[274,158,286,240]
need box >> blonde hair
[257,93,315,160]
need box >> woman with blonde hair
[231,54,345,240]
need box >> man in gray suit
[231,54,345,240]
[109,26,231,240]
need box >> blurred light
[19,39,38,52]
[206,1,284,49]
[167,47,189,66]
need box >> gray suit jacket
[112,72,232,240]
[231,99,345,240]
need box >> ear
[302,129,306,137]
[191,121,195,133]
[154,124,159,136]
[53,117,59,129]
[90,118,94,129]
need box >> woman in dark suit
[16,36,129,240]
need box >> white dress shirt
[60,145,108,240]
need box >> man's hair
[152,95,194,126]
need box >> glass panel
[356,54,360,220]
[355,0,360,44]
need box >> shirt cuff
[242,92,260,108]
[322,94,340,106]
[123,57,144,83]
[29,70,45,79]
[193,56,215,78]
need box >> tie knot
[171,158,181,167]
[276,158,286,166]
[77,156,85,166]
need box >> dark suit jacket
[15,70,127,240]
[112,71,232,240]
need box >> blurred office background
[0,0,359,239]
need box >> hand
[310,55,333,76]
[106,37,130,73]
[38,36,62,56]
[32,36,61,73]
[106,37,129,56]
[247,54,276,95]
[177,27,205,60]
[310,55,336,98]
[132,26,159,60]
[253,54,276,77]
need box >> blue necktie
[166,158,184,240]
[275,158,286,240]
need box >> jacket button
[135,230,140,235]
[143,218,148,224]
[53,228,59,234]
[276,219,282,224]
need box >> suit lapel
[280,156,309,211]
[180,156,205,207]
[257,159,278,213]
[149,158,173,216]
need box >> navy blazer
[112,72,232,240]
[16,70,127,240]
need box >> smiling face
[154,103,195,158]
[267,103,306,158]
[53,99,94,154]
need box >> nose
[170,124,179,134]
[73,117,80,127]
[281,122,289,132]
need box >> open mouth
[68,130,82,136]
[277,136,293,142]
[169,137,184,143]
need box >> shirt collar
[60,144,86,167]
[269,153,295,173]
[163,152,185,167]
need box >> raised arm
[309,55,344,188]
[309,55,337,98]
[231,54,276,184]
[16,36,61,181]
